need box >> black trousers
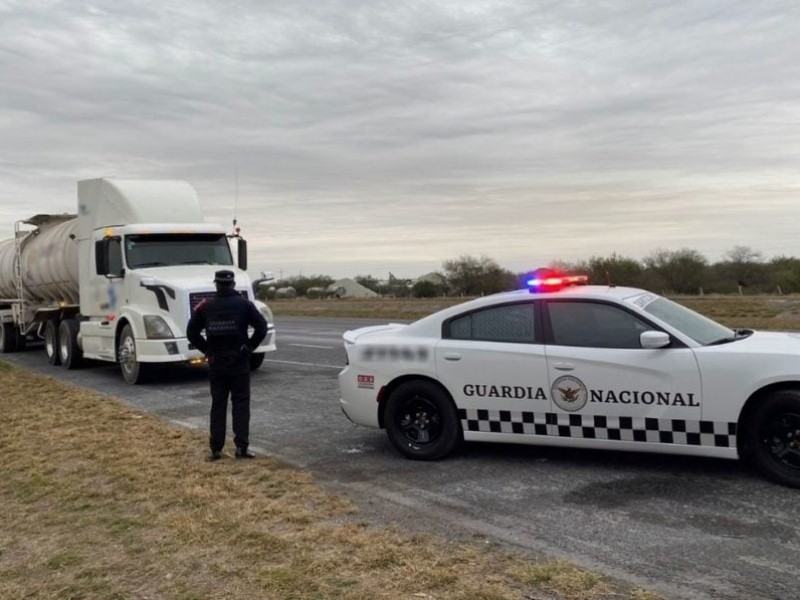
[208,357,251,452]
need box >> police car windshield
[125,234,233,270]
[642,297,734,346]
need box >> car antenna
[605,269,615,287]
[227,167,242,240]
[232,167,238,234]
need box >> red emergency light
[524,269,588,293]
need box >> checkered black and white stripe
[458,409,737,448]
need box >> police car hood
[729,330,800,354]
[343,323,407,344]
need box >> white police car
[338,270,800,487]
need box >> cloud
[1,0,799,277]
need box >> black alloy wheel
[749,390,800,488]
[384,380,461,460]
[399,396,443,446]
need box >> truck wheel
[45,320,61,365]
[748,390,800,488]
[0,323,17,353]
[384,380,462,460]
[250,352,265,371]
[118,324,151,384]
[58,319,83,369]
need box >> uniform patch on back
[206,313,239,336]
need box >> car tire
[0,322,18,353]
[118,324,151,384]
[384,380,461,460]
[748,389,800,488]
[249,352,265,371]
[58,319,83,369]
[45,319,61,365]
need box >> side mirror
[95,237,124,278]
[640,330,671,349]
[261,270,275,283]
[95,240,108,275]
[237,238,247,271]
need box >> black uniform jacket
[186,288,268,358]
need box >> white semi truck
[0,178,276,384]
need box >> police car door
[543,300,703,446]
[435,301,552,437]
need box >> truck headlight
[144,316,174,339]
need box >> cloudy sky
[1,1,799,278]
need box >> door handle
[553,362,575,371]
[444,353,462,362]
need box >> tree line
[259,246,800,299]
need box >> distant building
[326,278,379,299]
[415,272,446,286]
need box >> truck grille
[189,290,248,314]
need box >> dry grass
[269,297,466,320]
[672,295,800,330]
[271,295,800,330]
[0,361,658,600]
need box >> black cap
[214,269,235,284]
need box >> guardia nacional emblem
[551,375,588,412]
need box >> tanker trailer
[0,177,276,383]
[0,214,79,356]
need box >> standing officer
[187,270,268,461]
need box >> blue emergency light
[524,269,588,293]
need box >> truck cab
[79,178,276,383]
[0,178,276,384]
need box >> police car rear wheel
[384,380,461,460]
[750,390,800,488]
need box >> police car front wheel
[384,380,461,460]
[749,389,800,488]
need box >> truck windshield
[125,234,233,269]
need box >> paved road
[3,316,799,600]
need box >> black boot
[209,449,223,461]
[235,447,255,459]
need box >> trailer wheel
[45,320,61,365]
[58,319,83,369]
[0,323,17,353]
[118,324,151,384]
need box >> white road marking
[263,358,343,370]
[289,343,334,349]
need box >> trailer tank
[0,215,79,305]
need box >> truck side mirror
[95,240,108,275]
[95,238,124,278]
[237,238,247,271]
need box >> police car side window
[446,304,536,343]
[548,301,649,349]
